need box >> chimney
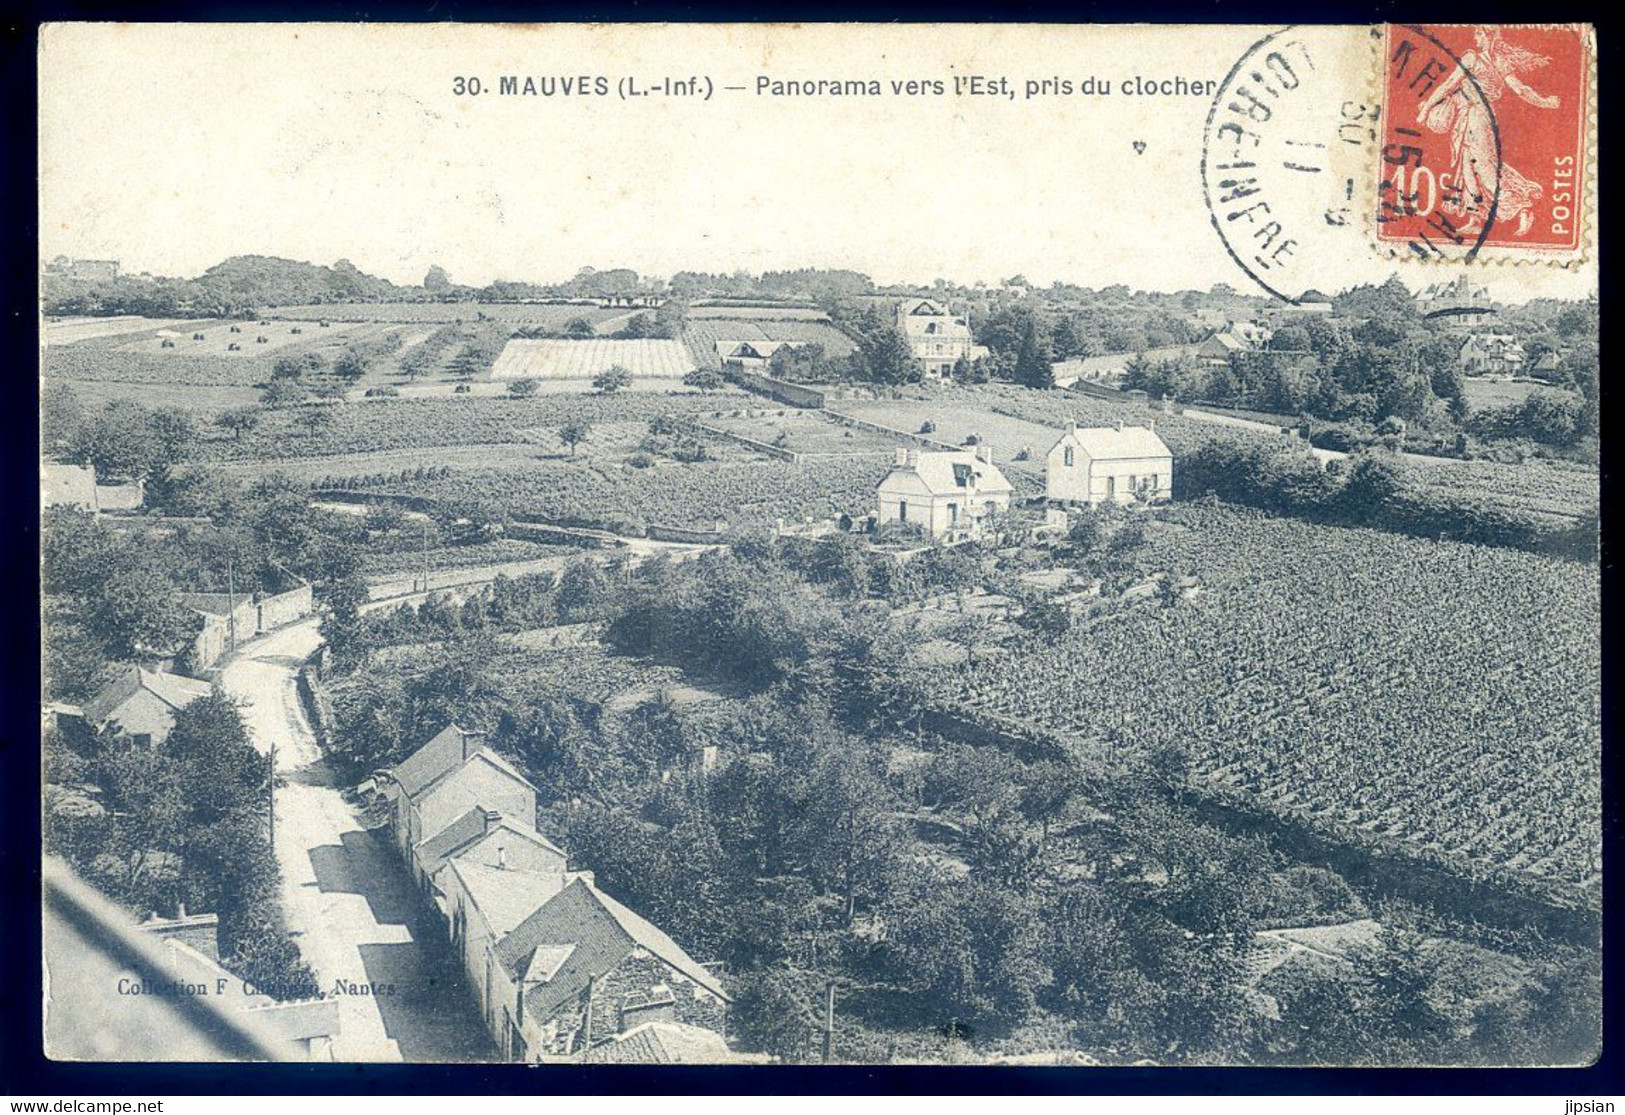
[906,449,919,468]
[1065,420,1077,435]
[497,846,507,870]
[1115,419,1124,432]
[459,728,485,761]
[976,445,993,465]
[894,447,909,467]
[483,808,502,835]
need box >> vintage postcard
[39,23,1599,1067]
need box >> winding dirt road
[218,620,493,1062]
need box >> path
[218,620,495,1063]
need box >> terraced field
[490,338,694,380]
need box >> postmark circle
[1200,24,1502,302]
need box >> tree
[507,377,540,398]
[1013,315,1054,389]
[564,316,596,339]
[861,325,918,386]
[260,379,306,408]
[42,385,85,455]
[558,420,591,456]
[331,347,368,382]
[423,264,452,293]
[71,402,161,479]
[298,405,336,435]
[682,367,725,391]
[593,365,633,394]
[216,407,261,440]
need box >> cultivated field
[701,408,905,456]
[490,338,695,380]
[683,318,858,369]
[361,454,891,530]
[198,391,741,461]
[1394,456,1599,520]
[913,501,1602,904]
[120,320,369,358]
[1460,378,1567,413]
[687,305,830,320]
[43,316,204,345]
[265,302,625,328]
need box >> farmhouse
[1046,421,1172,506]
[79,666,213,748]
[876,448,1013,539]
[896,298,986,378]
[714,340,798,369]
[1459,333,1526,376]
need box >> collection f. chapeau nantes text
[449,73,1221,100]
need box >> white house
[1046,422,1173,506]
[876,448,1013,539]
[896,298,987,378]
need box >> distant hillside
[197,255,411,305]
[42,255,414,318]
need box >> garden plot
[120,320,368,358]
[490,338,694,380]
[828,398,1063,472]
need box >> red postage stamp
[1377,24,1592,258]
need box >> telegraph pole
[421,519,431,594]
[822,980,836,1064]
[226,552,237,653]
[268,736,276,849]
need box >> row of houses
[874,422,1173,540]
[375,725,744,1064]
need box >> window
[949,502,959,524]
[898,499,908,523]
[1063,447,1074,467]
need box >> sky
[38,23,1596,301]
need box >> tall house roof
[83,666,212,727]
[1052,424,1172,461]
[881,450,1013,498]
[389,724,479,796]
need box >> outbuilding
[1046,422,1172,506]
